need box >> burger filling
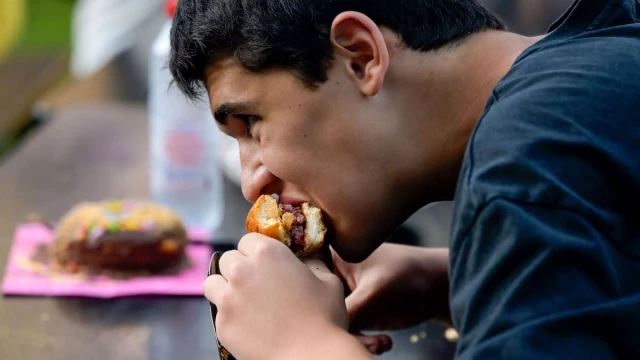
[279,203,306,253]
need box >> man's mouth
[275,194,308,207]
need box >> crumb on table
[445,327,459,342]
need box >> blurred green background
[0,0,74,159]
[18,0,73,52]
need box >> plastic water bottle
[148,0,224,237]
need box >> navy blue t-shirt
[450,0,640,358]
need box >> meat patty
[279,204,306,253]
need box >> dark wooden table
[0,103,456,360]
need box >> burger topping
[279,203,306,253]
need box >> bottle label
[160,128,213,193]
[164,129,205,166]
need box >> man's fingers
[330,246,355,293]
[345,284,372,327]
[307,245,334,271]
[217,250,246,281]
[304,258,348,295]
[203,274,228,305]
[238,233,289,256]
[303,258,333,279]
[354,333,393,355]
[237,233,263,255]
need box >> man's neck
[395,31,544,203]
[446,31,544,131]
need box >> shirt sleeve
[450,197,640,359]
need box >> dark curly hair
[169,0,505,99]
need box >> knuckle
[254,242,270,255]
[241,233,279,254]
[227,262,247,284]
[240,232,258,242]
[254,240,276,258]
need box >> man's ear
[330,11,390,96]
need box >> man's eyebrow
[213,102,256,125]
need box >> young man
[170,0,640,358]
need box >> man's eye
[236,115,258,136]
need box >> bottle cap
[165,0,178,18]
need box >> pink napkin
[1,223,212,298]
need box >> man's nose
[239,145,277,202]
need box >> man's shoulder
[473,1,640,175]
[495,29,640,114]
[454,0,640,214]
[469,30,640,197]
[452,32,640,243]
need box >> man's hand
[334,244,451,354]
[204,233,373,360]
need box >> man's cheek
[262,151,297,181]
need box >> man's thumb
[345,284,373,331]
[354,333,393,355]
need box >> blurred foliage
[17,0,74,53]
[0,0,73,160]
[0,0,25,59]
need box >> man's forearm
[279,326,374,360]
